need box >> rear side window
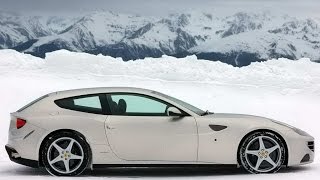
[55,94,103,114]
[17,94,49,112]
[74,96,101,109]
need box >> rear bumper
[5,145,39,168]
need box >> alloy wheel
[244,135,282,173]
[47,137,84,174]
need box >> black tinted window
[55,95,103,114]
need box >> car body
[5,87,314,176]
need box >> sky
[0,0,320,17]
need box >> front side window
[152,91,205,115]
[107,94,172,116]
[55,94,103,114]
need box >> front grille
[308,141,314,152]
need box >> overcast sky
[0,0,320,17]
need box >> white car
[6,87,314,176]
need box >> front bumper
[298,140,314,164]
[5,145,39,168]
[285,133,314,166]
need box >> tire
[239,131,286,174]
[41,131,90,176]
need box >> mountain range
[1,10,320,66]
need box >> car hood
[201,113,313,137]
[204,113,296,129]
[205,113,273,121]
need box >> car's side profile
[5,87,314,176]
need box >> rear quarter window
[54,94,103,114]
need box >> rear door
[104,93,198,162]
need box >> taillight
[16,118,26,129]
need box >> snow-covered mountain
[1,10,320,66]
[0,12,78,48]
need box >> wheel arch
[38,129,92,167]
[236,129,289,167]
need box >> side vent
[209,124,227,131]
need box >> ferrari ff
[5,87,314,176]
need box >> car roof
[45,87,200,116]
[49,87,155,98]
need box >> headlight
[293,128,310,136]
[270,119,310,136]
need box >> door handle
[106,125,115,130]
[49,112,59,116]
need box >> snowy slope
[0,50,319,179]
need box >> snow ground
[0,49,319,179]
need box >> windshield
[152,91,205,115]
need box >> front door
[104,93,198,162]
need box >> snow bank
[0,50,44,70]
[0,49,319,93]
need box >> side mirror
[167,107,184,117]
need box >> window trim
[105,92,190,117]
[54,92,191,116]
[54,93,108,115]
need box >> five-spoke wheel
[239,131,286,173]
[42,131,90,176]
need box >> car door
[104,93,198,162]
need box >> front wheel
[239,131,286,173]
[41,131,90,176]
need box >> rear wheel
[239,131,286,173]
[41,131,90,176]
